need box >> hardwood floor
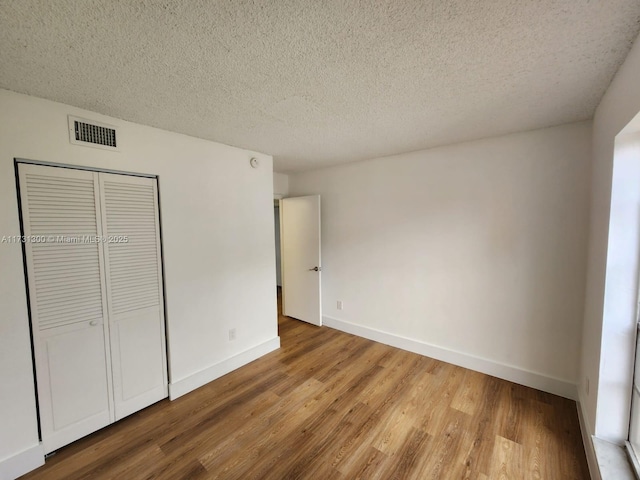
[22,292,590,479]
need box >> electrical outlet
[585,377,590,395]
[229,328,236,341]
[337,300,343,310]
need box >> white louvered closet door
[98,173,168,420]
[18,164,114,454]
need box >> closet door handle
[89,320,99,326]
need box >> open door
[280,195,322,326]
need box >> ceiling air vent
[68,115,119,151]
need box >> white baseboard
[168,336,281,400]
[323,315,578,400]
[0,443,44,480]
[577,398,602,480]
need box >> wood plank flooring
[21,292,590,479]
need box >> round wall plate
[250,157,259,168]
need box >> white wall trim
[168,336,281,400]
[578,398,602,480]
[323,315,578,400]
[0,443,44,480]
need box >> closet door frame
[15,158,170,448]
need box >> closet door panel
[38,323,111,452]
[99,173,168,420]
[113,309,165,403]
[18,164,113,454]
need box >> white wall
[290,122,591,396]
[579,32,640,444]
[273,172,289,198]
[0,89,279,477]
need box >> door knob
[309,266,321,272]
[89,320,99,326]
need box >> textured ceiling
[1,1,639,172]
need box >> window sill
[593,437,636,480]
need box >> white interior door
[99,173,168,420]
[281,195,322,326]
[18,164,114,454]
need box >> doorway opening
[274,195,323,328]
